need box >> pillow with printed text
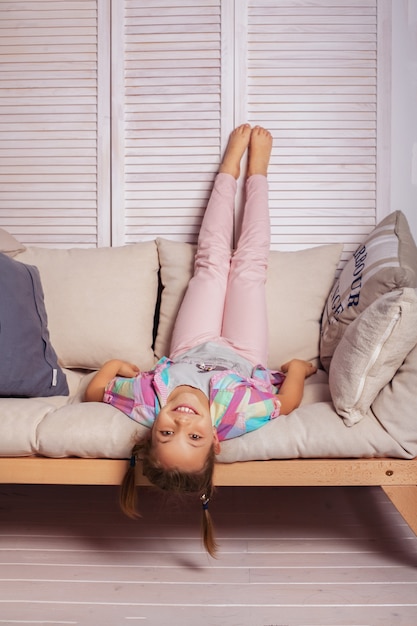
[320,211,417,371]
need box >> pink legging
[169,173,270,367]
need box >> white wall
[391,0,417,241]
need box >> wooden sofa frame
[1,457,416,537]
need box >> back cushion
[155,238,343,369]
[17,243,159,371]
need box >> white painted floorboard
[0,484,416,625]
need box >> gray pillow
[0,253,69,397]
[0,227,26,257]
[320,210,417,371]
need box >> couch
[1,211,417,538]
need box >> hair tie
[130,454,136,468]
[200,494,210,511]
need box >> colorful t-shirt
[103,354,285,442]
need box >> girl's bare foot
[219,124,251,179]
[247,126,273,177]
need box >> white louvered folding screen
[0,0,110,247]
[114,0,384,252]
[0,0,389,251]
[241,0,379,257]
[111,0,228,244]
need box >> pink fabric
[169,173,270,366]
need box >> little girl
[85,125,316,556]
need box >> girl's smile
[173,405,198,414]
[152,386,221,472]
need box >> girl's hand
[84,359,140,402]
[281,359,317,379]
[116,361,140,378]
[275,359,317,415]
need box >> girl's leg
[221,127,273,366]
[169,125,251,359]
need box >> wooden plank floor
[0,484,416,625]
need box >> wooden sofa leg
[381,485,417,536]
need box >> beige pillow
[0,228,26,257]
[16,243,159,371]
[371,341,417,457]
[155,238,343,369]
[321,211,417,371]
[329,288,417,427]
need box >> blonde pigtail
[120,440,218,557]
[119,445,141,518]
[201,493,218,558]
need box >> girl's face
[151,385,221,473]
